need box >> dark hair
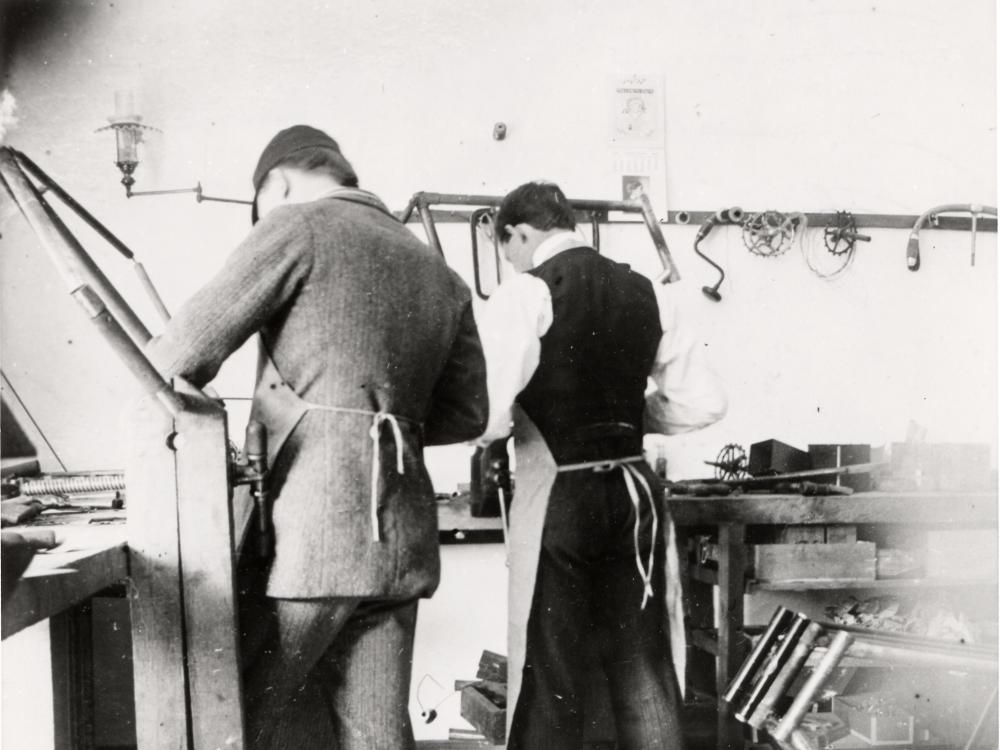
[495,181,575,242]
[273,145,359,188]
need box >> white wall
[1,0,996,742]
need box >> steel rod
[771,630,854,742]
[735,614,810,722]
[13,150,136,260]
[71,285,183,417]
[638,192,680,283]
[748,622,824,729]
[0,147,152,346]
[723,606,794,704]
[417,203,444,256]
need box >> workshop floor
[414,698,718,749]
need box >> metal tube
[845,639,997,673]
[638,193,680,283]
[734,614,810,722]
[132,260,172,323]
[747,621,824,729]
[0,147,152,346]
[723,606,794,704]
[71,285,183,417]
[418,202,445,256]
[907,203,998,271]
[13,150,136,260]
[771,630,853,742]
[590,212,601,251]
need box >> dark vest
[517,246,662,464]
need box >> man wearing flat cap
[148,125,488,749]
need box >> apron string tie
[556,455,658,609]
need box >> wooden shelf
[748,577,997,592]
[667,492,996,526]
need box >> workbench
[0,497,505,747]
[667,491,998,749]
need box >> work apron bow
[249,350,412,542]
[505,407,687,737]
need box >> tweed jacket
[147,190,488,599]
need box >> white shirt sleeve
[645,285,728,435]
[475,273,553,443]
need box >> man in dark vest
[477,181,727,749]
[148,125,488,749]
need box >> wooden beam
[125,395,190,749]
[1,527,127,639]
[667,492,997,527]
[174,393,246,749]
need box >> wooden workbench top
[2,511,128,639]
[666,491,997,526]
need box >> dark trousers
[239,588,419,750]
[508,466,685,750]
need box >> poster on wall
[609,74,667,216]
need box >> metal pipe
[723,606,794,704]
[734,614,810,722]
[638,193,680,283]
[469,208,492,300]
[845,639,997,673]
[13,150,136,260]
[417,202,445,256]
[747,621,824,729]
[771,630,853,742]
[132,260,171,323]
[13,150,173,325]
[0,147,152,346]
[906,203,998,271]
[71,285,183,416]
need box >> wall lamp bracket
[96,113,251,206]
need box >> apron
[249,351,409,542]
[506,406,686,737]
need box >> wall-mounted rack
[396,205,997,233]
[665,210,996,233]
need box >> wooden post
[174,395,245,749]
[126,395,191,749]
[126,388,246,749]
[716,523,746,749]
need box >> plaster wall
[1,0,996,742]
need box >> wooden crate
[833,693,915,745]
[460,682,506,745]
[752,542,876,582]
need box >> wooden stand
[126,387,245,749]
[669,491,999,750]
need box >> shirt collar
[532,230,588,268]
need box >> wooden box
[752,542,876,582]
[748,439,811,477]
[460,682,506,745]
[809,443,872,492]
[833,693,914,745]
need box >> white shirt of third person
[477,230,728,443]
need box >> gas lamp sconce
[96,92,251,206]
